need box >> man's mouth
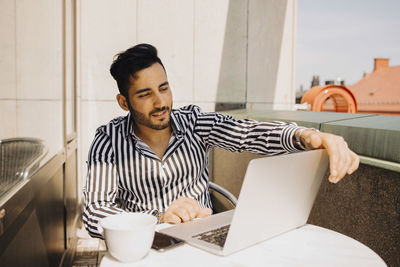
[150,107,169,118]
[152,110,167,117]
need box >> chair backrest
[210,147,268,212]
[0,138,47,198]
[209,181,237,214]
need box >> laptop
[159,149,329,256]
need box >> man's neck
[133,124,172,155]
[133,124,172,160]
[133,123,172,146]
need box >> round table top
[100,224,386,267]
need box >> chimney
[374,58,389,71]
[325,80,334,85]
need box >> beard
[128,102,172,130]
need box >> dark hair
[110,43,165,97]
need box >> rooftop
[349,58,400,115]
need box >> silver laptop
[160,149,329,256]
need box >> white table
[100,224,386,267]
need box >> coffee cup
[100,212,157,262]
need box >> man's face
[126,63,173,130]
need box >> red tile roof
[348,59,400,115]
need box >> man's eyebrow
[135,88,151,95]
[159,81,169,88]
[134,82,169,95]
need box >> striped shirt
[83,105,303,238]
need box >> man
[83,44,359,238]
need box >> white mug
[100,212,157,262]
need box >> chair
[209,181,237,213]
[0,138,47,198]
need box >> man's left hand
[299,130,360,183]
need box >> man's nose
[153,92,165,107]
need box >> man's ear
[116,94,129,111]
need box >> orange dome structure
[301,84,358,113]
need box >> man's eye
[161,87,168,91]
[139,93,150,98]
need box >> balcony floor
[72,228,106,267]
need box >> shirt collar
[124,112,134,139]
[123,109,184,140]
[170,110,184,138]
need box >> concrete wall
[0,0,298,244]
[0,0,297,197]
[0,0,65,159]
[247,0,297,110]
[76,0,297,194]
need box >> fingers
[317,132,359,183]
[162,197,211,224]
[161,212,182,224]
[196,208,212,218]
[322,136,339,182]
[335,139,349,182]
[347,150,360,175]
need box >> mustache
[149,106,169,115]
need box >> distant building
[348,58,400,115]
[295,85,305,104]
[300,58,400,116]
[311,75,320,87]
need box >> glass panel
[0,0,67,187]
[66,0,76,136]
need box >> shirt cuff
[281,125,306,153]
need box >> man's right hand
[160,197,212,224]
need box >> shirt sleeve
[193,107,304,155]
[82,126,125,239]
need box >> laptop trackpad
[159,209,234,239]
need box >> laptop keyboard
[192,225,231,247]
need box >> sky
[296,0,400,91]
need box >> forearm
[83,161,121,238]
[194,106,304,154]
[207,118,305,154]
[82,200,125,238]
